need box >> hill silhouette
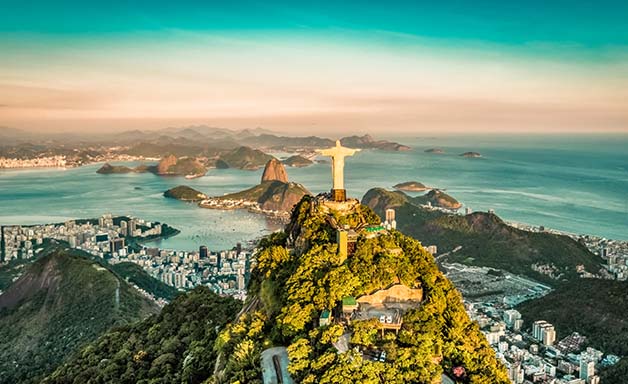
[362,188,601,283]
[0,246,159,383]
[214,195,508,383]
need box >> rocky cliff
[261,158,288,183]
[157,154,178,174]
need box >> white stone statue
[316,140,360,191]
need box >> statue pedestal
[331,189,346,202]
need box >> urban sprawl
[1,212,626,384]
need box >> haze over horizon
[1,1,628,135]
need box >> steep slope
[516,279,628,383]
[517,279,628,355]
[44,286,240,384]
[157,155,207,176]
[214,158,311,213]
[215,195,508,383]
[218,180,310,213]
[110,262,180,301]
[362,188,602,282]
[261,158,288,182]
[0,247,159,384]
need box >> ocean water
[0,134,626,251]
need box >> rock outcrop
[261,158,288,183]
[157,154,178,174]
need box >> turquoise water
[1,134,627,250]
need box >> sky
[1,0,628,135]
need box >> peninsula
[199,158,310,217]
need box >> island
[460,151,482,158]
[163,185,208,202]
[393,181,431,192]
[282,155,313,167]
[157,155,207,177]
[96,163,153,174]
[96,155,206,177]
[425,148,445,154]
[340,134,411,151]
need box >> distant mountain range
[0,125,410,163]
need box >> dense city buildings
[444,264,616,384]
[1,210,624,383]
[1,215,252,301]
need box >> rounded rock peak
[261,158,288,183]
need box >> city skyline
[1,1,628,134]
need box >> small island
[393,181,432,192]
[163,185,208,202]
[425,148,445,154]
[96,155,206,177]
[96,163,152,174]
[282,155,313,167]
[157,155,207,177]
[460,151,482,158]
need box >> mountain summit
[214,194,509,383]
[261,158,289,183]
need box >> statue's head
[335,139,341,147]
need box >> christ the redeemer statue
[316,140,360,202]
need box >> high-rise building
[507,363,524,384]
[199,245,208,259]
[236,242,242,255]
[120,221,128,236]
[503,309,522,328]
[110,238,125,254]
[129,219,137,235]
[533,320,556,346]
[237,268,245,290]
[543,327,556,346]
[580,359,595,381]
